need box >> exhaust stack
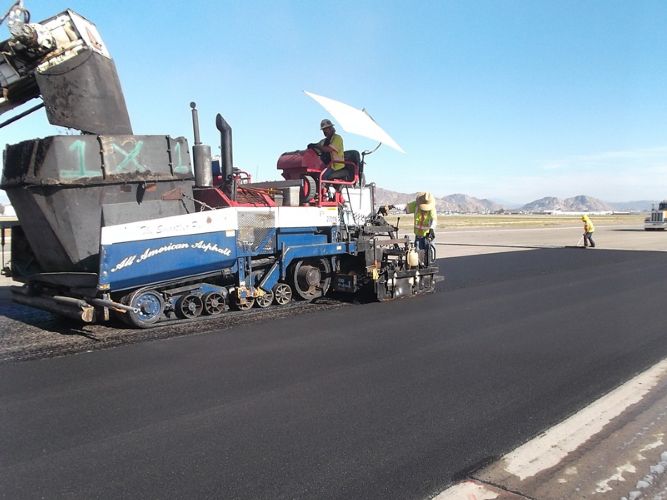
[215,113,235,199]
[190,102,212,187]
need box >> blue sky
[2,0,666,204]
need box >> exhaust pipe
[190,102,213,187]
[215,113,235,200]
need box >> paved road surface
[2,247,667,499]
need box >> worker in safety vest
[381,192,438,251]
[406,192,437,251]
[307,119,349,180]
[581,214,596,248]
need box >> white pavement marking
[503,358,667,480]
[435,358,667,498]
[433,479,499,499]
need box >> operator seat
[344,150,362,186]
[344,150,360,167]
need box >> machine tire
[273,282,292,305]
[124,289,164,328]
[300,175,317,204]
[289,258,331,301]
[255,289,274,308]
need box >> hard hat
[320,119,335,130]
[417,192,435,211]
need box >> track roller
[203,292,226,315]
[232,290,255,310]
[176,293,204,318]
[273,282,292,306]
[255,289,274,308]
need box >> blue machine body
[98,206,357,293]
[99,231,239,291]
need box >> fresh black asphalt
[1,248,667,499]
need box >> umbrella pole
[362,142,382,158]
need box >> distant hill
[373,187,415,206]
[373,188,652,213]
[440,193,502,213]
[520,195,613,212]
[374,188,501,213]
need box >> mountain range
[0,189,657,214]
[374,188,656,214]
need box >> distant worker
[581,214,596,248]
[308,119,350,180]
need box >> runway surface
[2,248,667,499]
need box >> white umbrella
[304,91,405,153]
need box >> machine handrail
[316,161,360,207]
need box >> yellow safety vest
[330,134,345,170]
[407,201,437,237]
[583,217,595,233]
[320,134,345,170]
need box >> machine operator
[307,119,351,181]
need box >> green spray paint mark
[172,141,191,174]
[112,141,147,172]
[60,140,103,179]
